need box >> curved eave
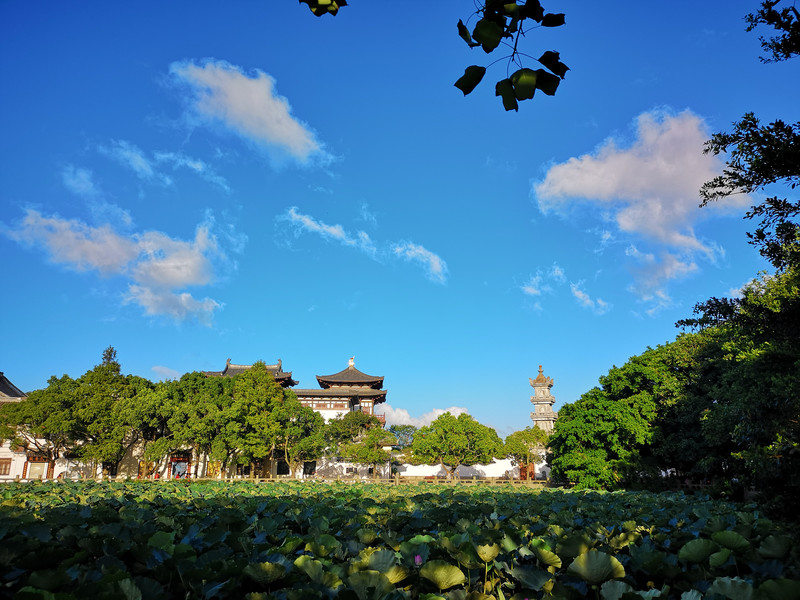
[294,388,387,403]
[316,367,384,389]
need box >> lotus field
[1,481,799,599]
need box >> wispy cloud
[570,282,611,315]
[62,165,100,199]
[3,209,236,324]
[392,242,448,284]
[377,404,470,428]
[532,109,748,309]
[170,59,330,166]
[99,140,171,185]
[280,207,447,283]
[98,140,230,192]
[152,365,181,381]
[521,263,610,315]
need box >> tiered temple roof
[202,358,298,387]
[0,372,26,406]
[316,357,384,390]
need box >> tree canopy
[410,412,504,477]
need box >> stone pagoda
[529,365,557,433]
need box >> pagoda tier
[529,365,558,433]
[316,357,384,390]
[202,358,298,387]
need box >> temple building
[204,356,386,424]
[529,365,558,433]
[0,372,28,480]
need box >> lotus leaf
[758,535,793,559]
[533,546,562,569]
[712,530,750,552]
[567,550,625,584]
[510,565,551,590]
[678,538,719,563]
[420,560,466,591]
[709,576,754,600]
[757,578,800,600]
[367,549,396,573]
[709,548,732,568]
[476,543,500,563]
[599,580,632,600]
[347,570,394,600]
[243,561,286,585]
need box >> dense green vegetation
[2,481,799,599]
[546,0,799,515]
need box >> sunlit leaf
[476,543,500,563]
[510,68,537,100]
[420,560,466,591]
[566,551,625,584]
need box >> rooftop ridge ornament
[348,356,355,367]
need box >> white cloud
[521,263,565,296]
[6,210,139,274]
[280,207,447,283]
[570,282,611,315]
[376,404,470,428]
[153,151,230,193]
[62,166,99,198]
[532,109,749,307]
[392,242,448,284]
[152,365,181,380]
[170,59,329,166]
[99,140,171,185]
[4,209,233,324]
[283,207,376,256]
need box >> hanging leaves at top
[454,0,569,110]
[300,0,347,17]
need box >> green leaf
[243,561,286,585]
[533,546,562,569]
[119,579,143,600]
[294,555,324,584]
[384,565,409,584]
[348,570,394,600]
[566,550,625,585]
[454,66,486,96]
[709,576,754,600]
[538,51,569,78]
[709,548,732,568]
[678,538,718,563]
[534,69,560,96]
[757,579,800,600]
[510,565,550,591]
[712,530,750,552]
[420,560,466,591]
[476,543,500,563]
[472,19,504,53]
[510,68,537,100]
[758,535,792,559]
[600,580,632,600]
[457,20,479,48]
[367,549,396,573]
[495,79,518,111]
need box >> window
[0,458,11,476]
[276,461,290,476]
[303,461,316,476]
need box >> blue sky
[1,1,798,435]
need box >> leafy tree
[699,1,799,271]
[745,0,800,63]
[387,424,416,449]
[410,412,504,478]
[0,374,80,466]
[340,426,397,478]
[71,349,154,475]
[548,335,704,490]
[325,410,382,454]
[301,0,568,111]
[504,426,549,470]
[269,393,326,477]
